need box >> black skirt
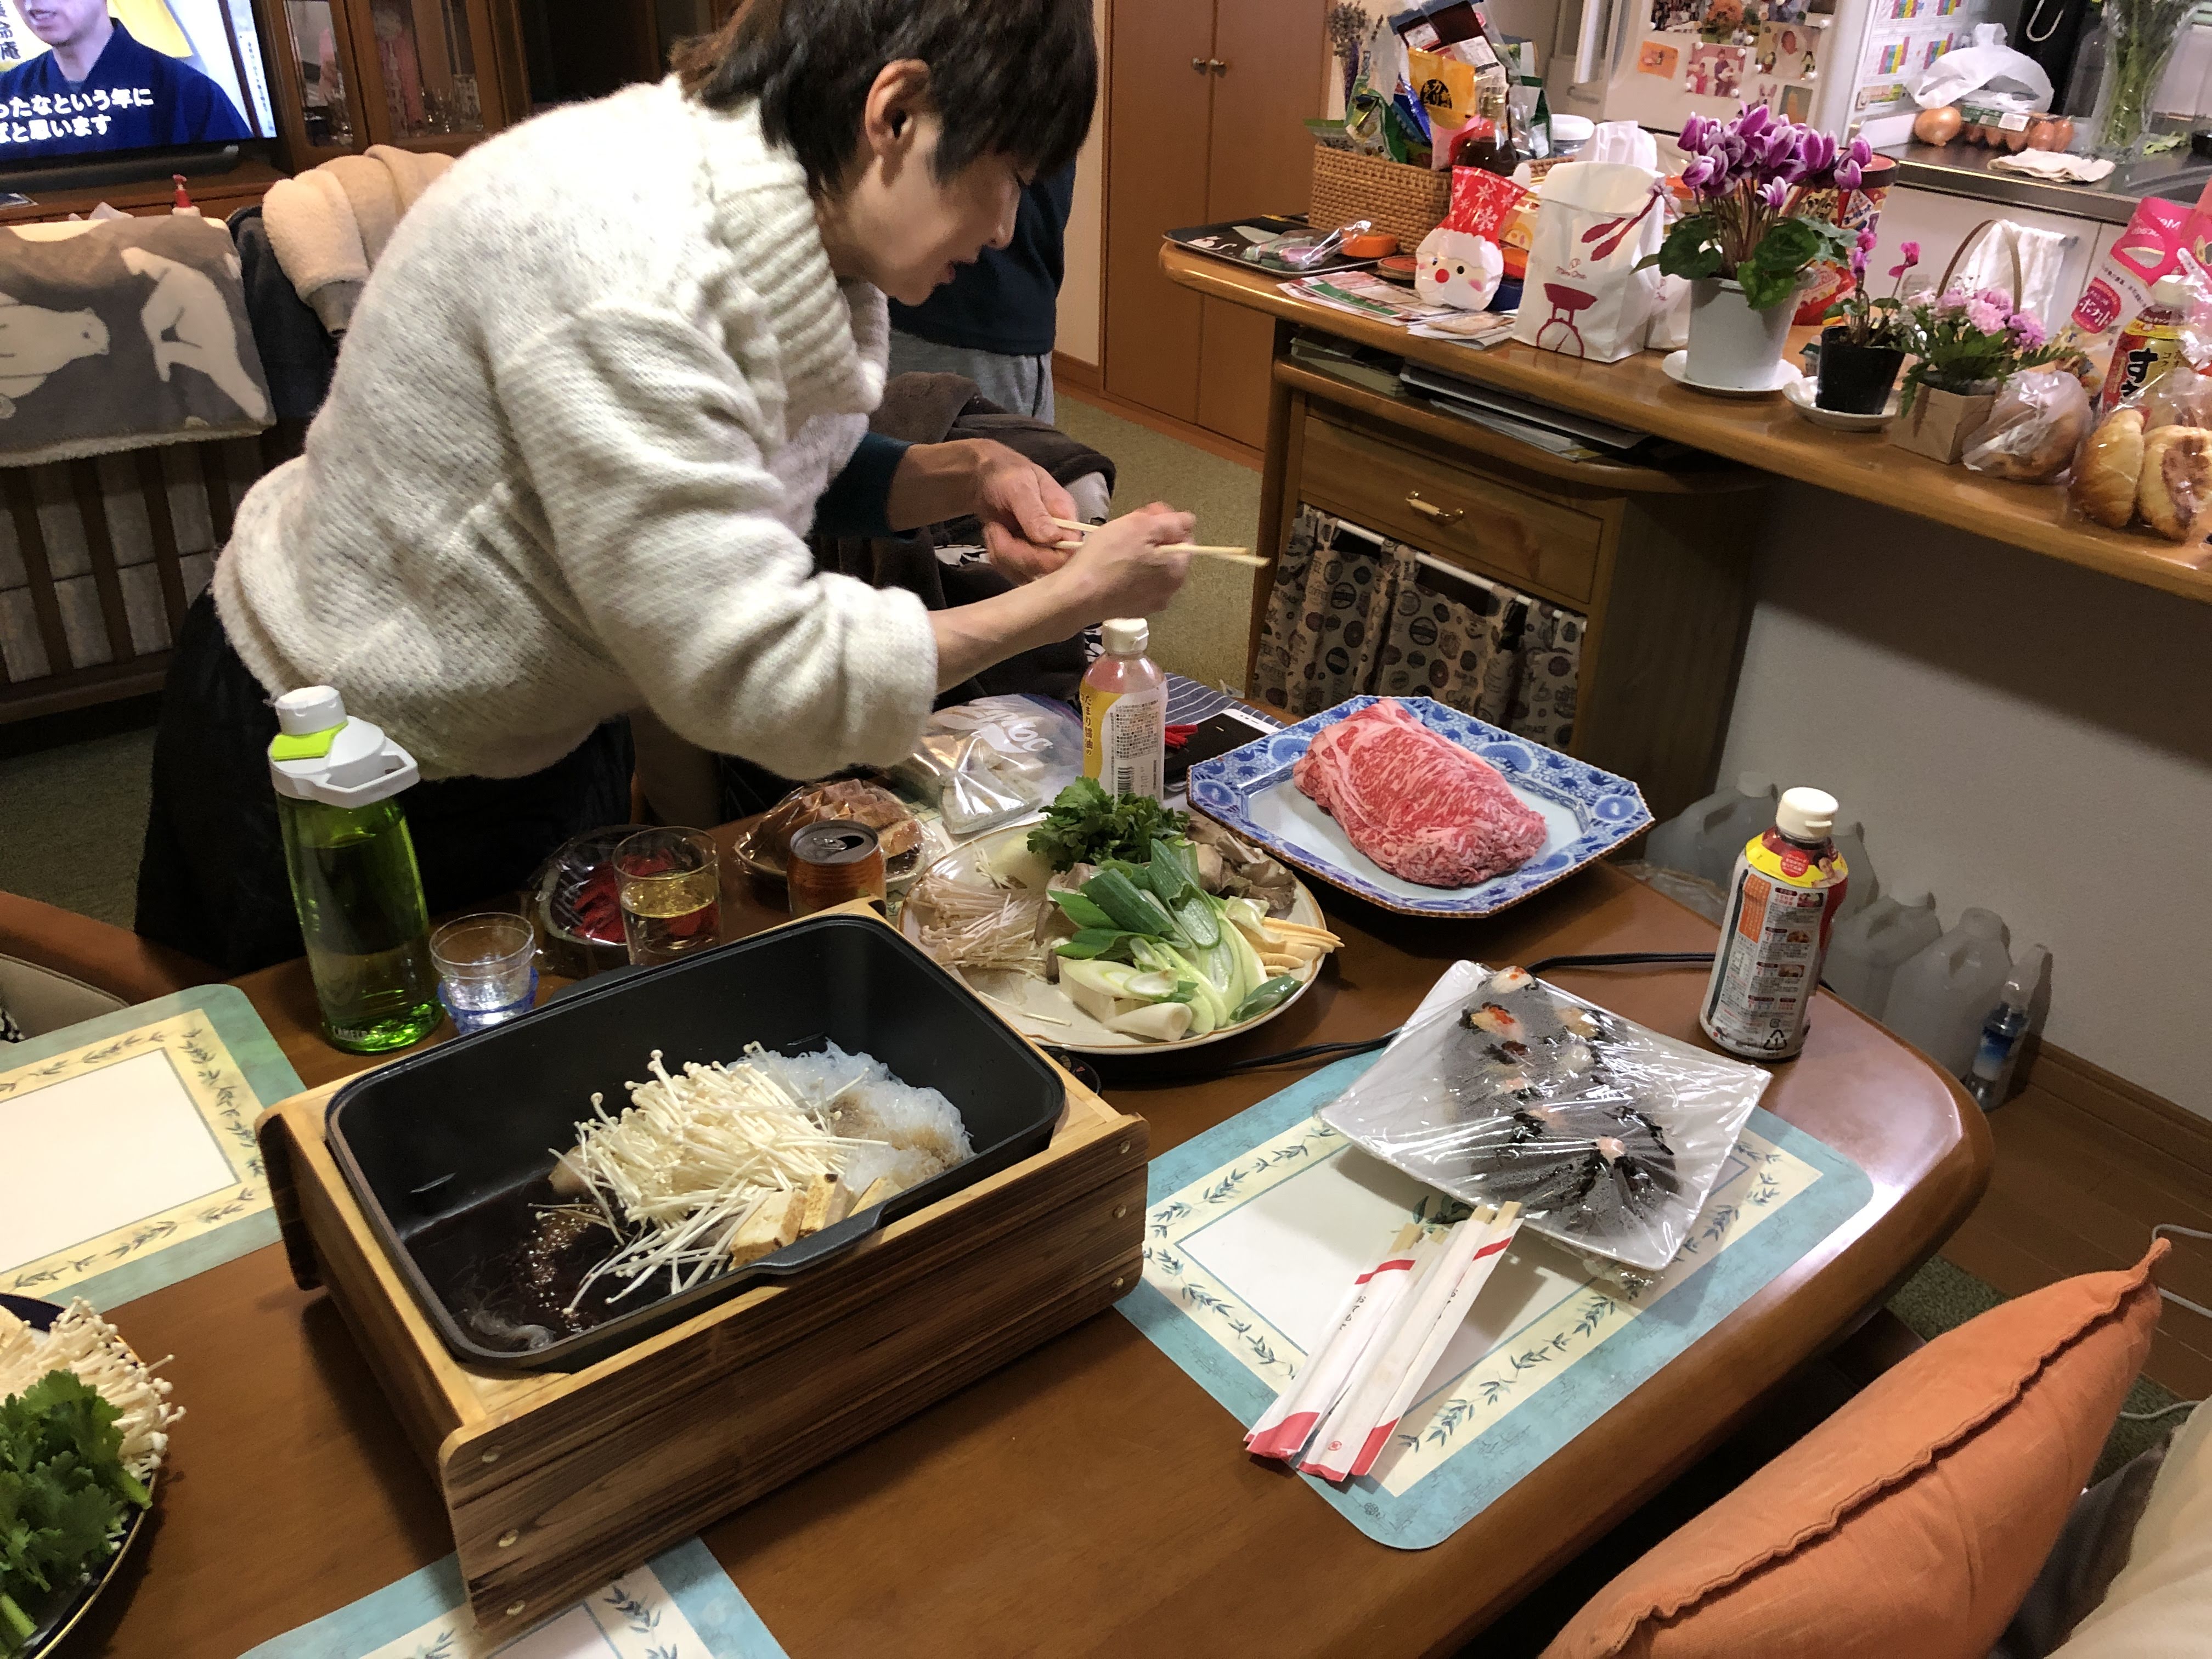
[136,590,635,976]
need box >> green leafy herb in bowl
[0,1302,180,1656]
[1026,777,1189,871]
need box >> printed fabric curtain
[1255,505,1583,747]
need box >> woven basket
[1308,148,1451,251]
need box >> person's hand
[972,441,1080,582]
[1053,503,1195,621]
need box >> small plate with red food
[1186,696,1650,918]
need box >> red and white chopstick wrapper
[1249,1203,1523,1481]
[1245,1223,1427,1462]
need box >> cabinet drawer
[1298,414,1602,605]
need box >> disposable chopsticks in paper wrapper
[1248,1202,1522,1481]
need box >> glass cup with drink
[430,912,539,1034]
[615,827,723,965]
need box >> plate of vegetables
[0,1295,179,1658]
[902,780,1342,1051]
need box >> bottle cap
[274,685,346,735]
[2151,274,2193,309]
[269,690,420,807]
[1102,617,1149,657]
[1736,770,1775,798]
[1774,786,1837,842]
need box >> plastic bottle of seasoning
[267,686,441,1053]
[1081,617,1167,801]
[2098,273,2193,415]
[1965,943,2050,1109]
[1699,786,1849,1060]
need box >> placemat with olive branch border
[1,985,301,1310]
[1118,1052,1871,1547]
[241,1537,785,1659]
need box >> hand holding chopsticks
[1051,516,1269,569]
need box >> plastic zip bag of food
[1318,961,1769,1273]
[895,695,1083,838]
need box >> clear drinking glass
[616,828,723,966]
[430,912,539,1033]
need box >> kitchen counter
[1879,138,2212,225]
[1165,244,2212,607]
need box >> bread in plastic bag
[1962,366,2092,482]
[1318,961,1769,1274]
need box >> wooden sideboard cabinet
[1252,334,1765,824]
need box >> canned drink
[786,821,887,916]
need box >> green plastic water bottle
[268,686,441,1053]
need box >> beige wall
[1057,0,1110,366]
[1721,484,2212,1119]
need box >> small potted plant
[1646,106,1855,392]
[1890,287,2059,464]
[1816,235,1915,413]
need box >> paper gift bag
[1510,161,1667,365]
[1889,384,2000,465]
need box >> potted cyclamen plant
[1889,286,2059,464]
[1817,235,1916,413]
[1643,106,1854,392]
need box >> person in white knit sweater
[138,0,1192,974]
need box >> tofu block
[728,1189,807,1266]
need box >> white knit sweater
[216,79,936,781]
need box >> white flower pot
[1685,278,1797,390]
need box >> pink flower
[2010,312,2048,349]
[1966,296,2008,334]
[1847,137,1874,168]
[1681,155,1720,193]
[1850,244,1869,280]
[1680,112,1715,154]
[1835,159,1862,191]
[1739,103,1773,138]
[1758,177,1790,211]
[1857,227,1878,251]
[1898,240,1921,266]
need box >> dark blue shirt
[889,165,1075,358]
[0,22,250,161]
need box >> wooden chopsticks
[1049,516,1269,569]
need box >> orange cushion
[1543,1240,2170,1659]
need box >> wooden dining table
[75,837,1992,1659]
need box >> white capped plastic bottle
[1884,907,2013,1079]
[1966,944,2051,1110]
[1829,819,1879,923]
[1824,889,1941,1015]
[1644,771,1778,887]
[1081,617,1166,801]
[268,686,440,1054]
[1700,786,1849,1060]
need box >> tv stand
[3,143,245,199]
[0,151,283,228]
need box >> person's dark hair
[678,0,1096,197]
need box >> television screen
[0,1,278,163]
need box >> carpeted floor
[0,709,156,929]
[1056,392,1262,692]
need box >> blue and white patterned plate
[1186,696,1651,918]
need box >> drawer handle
[1406,492,1464,526]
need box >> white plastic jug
[1824,889,1940,1015]
[1884,907,2013,1077]
[1644,772,1776,888]
[1830,820,1880,923]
